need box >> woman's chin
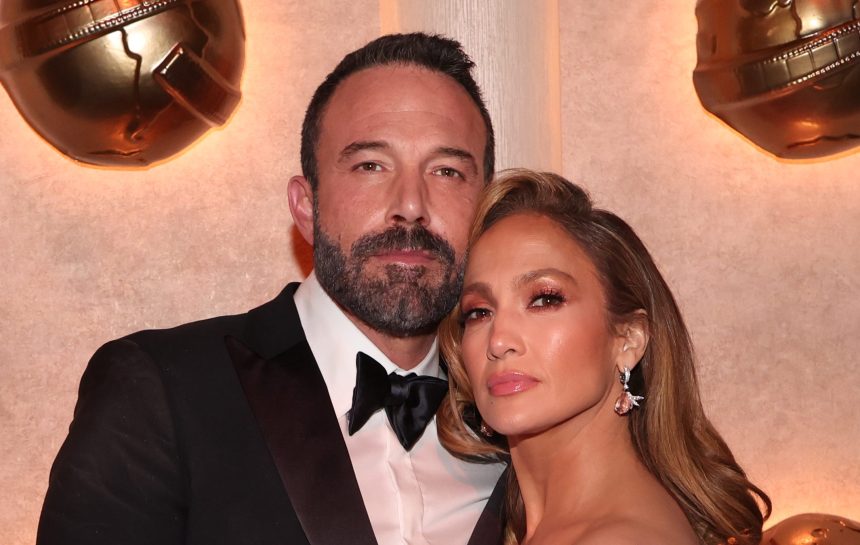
[485,416,551,439]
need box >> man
[37,33,506,545]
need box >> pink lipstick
[487,371,539,396]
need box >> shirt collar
[293,272,442,418]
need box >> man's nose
[386,171,429,226]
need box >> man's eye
[432,167,463,178]
[356,162,383,172]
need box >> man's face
[312,64,487,337]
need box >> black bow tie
[347,352,448,451]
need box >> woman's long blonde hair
[437,170,770,545]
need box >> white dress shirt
[294,273,505,545]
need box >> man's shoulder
[109,282,303,367]
[123,309,248,348]
[80,312,251,390]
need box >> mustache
[351,225,455,266]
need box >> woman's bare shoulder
[527,510,699,545]
[572,515,699,545]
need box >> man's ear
[288,175,314,245]
[616,310,650,371]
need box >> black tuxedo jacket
[37,283,506,545]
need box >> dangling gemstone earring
[614,366,644,415]
[479,420,495,438]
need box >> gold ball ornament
[0,0,245,167]
[762,513,860,545]
[694,1,860,159]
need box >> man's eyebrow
[434,146,478,172]
[339,140,388,160]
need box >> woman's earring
[479,420,495,438]
[614,366,644,415]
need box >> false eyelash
[537,286,564,299]
[459,306,490,325]
[530,286,566,307]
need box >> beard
[313,218,465,338]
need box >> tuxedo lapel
[466,467,509,545]
[227,335,377,545]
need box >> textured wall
[0,1,378,543]
[559,1,860,524]
[1,2,859,544]
[380,0,562,172]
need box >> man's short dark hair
[300,32,495,189]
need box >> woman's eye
[432,167,463,178]
[530,293,565,308]
[462,307,491,323]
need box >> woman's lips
[486,371,539,396]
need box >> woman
[438,170,770,545]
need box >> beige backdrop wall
[559,1,860,524]
[0,1,379,542]
[1,2,858,544]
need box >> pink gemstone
[615,393,633,415]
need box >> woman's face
[459,213,629,437]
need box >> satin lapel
[227,335,378,545]
[466,467,509,545]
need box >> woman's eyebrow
[460,281,493,301]
[513,268,577,289]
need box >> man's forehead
[321,64,482,126]
[312,63,488,183]
[337,140,480,175]
[334,63,445,92]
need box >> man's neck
[348,315,435,370]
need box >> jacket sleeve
[37,339,187,545]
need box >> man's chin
[385,262,434,282]
[358,272,450,306]
[321,271,460,338]
[359,262,444,283]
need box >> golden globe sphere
[762,513,860,545]
[694,1,860,159]
[0,0,245,167]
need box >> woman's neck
[509,407,645,542]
